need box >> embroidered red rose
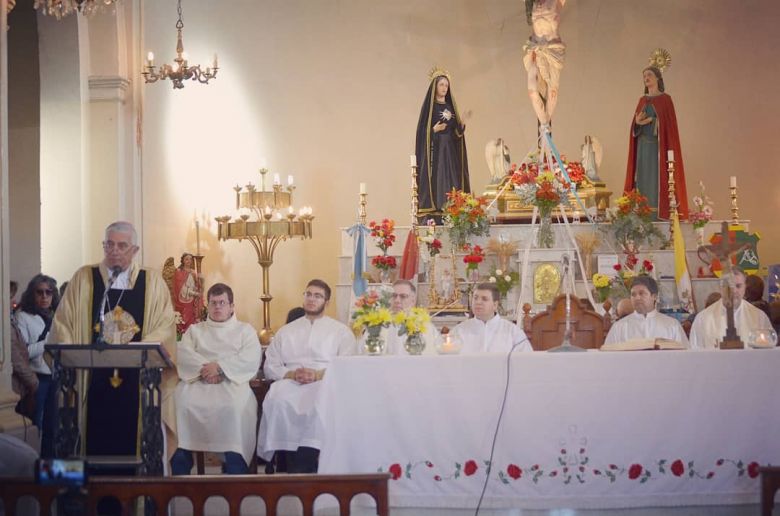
[716,459,724,466]
[388,463,402,480]
[747,462,760,479]
[507,464,522,480]
[463,460,478,476]
[628,464,643,480]
[706,471,714,479]
[671,459,685,477]
[434,475,442,481]
[425,461,434,468]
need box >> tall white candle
[730,176,737,188]
[667,149,674,161]
[410,155,417,167]
[359,183,367,195]
[195,220,200,255]
[273,173,281,185]
[147,52,154,65]
[287,175,294,186]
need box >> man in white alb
[257,279,355,472]
[604,276,688,346]
[689,267,772,349]
[450,283,533,353]
[171,283,261,474]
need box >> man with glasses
[50,221,176,478]
[257,279,355,473]
[171,283,261,475]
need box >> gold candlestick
[667,158,678,239]
[411,166,419,226]
[730,185,739,224]
[359,192,367,225]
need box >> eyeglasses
[103,241,134,252]
[391,293,411,300]
[36,289,54,297]
[303,291,326,300]
[208,300,231,308]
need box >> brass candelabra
[215,168,314,344]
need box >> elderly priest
[171,283,261,475]
[604,276,688,346]
[257,279,356,473]
[689,267,772,349]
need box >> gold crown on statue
[648,48,672,72]
[428,65,451,81]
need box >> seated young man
[171,283,261,475]
[449,282,532,353]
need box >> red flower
[671,459,685,477]
[613,264,622,272]
[463,460,478,476]
[642,259,654,272]
[628,464,643,480]
[593,469,602,475]
[549,471,558,477]
[716,459,724,466]
[434,475,442,481]
[747,461,760,479]
[506,464,522,480]
[388,463,402,480]
[706,471,714,479]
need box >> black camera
[35,459,87,488]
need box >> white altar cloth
[318,349,780,510]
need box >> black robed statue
[415,67,470,221]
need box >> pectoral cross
[697,222,750,349]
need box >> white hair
[105,221,138,245]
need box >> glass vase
[364,326,386,355]
[404,333,426,355]
[537,208,554,248]
[379,269,393,284]
[695,227,705,246]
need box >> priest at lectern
[50,221,177,472]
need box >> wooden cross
[697,221,750,349]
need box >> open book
[601,338,687,351]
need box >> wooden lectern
[45,343,173,476]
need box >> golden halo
[648,48,672,72]
[428,65,451,82]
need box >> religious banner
[706,224,760,277]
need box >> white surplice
[604,309,689,347]
[174,314,261,465]
[449,314,533,354]
[689,299,773,349]
[257,315,355,460]
[357,322,442,355]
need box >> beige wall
[139,0,780,330]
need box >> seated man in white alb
[258,279,356,473]
[449,283,532,353]
[171,283,261,475]
[359,280,442,355]
[604,275,688,346]
[690,267,773,349]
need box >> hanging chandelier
[33,0,118,19]
[142,0,218,89]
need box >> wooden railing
[0,473,390,516]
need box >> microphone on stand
[548,253,585,353]
[95,267,122,350]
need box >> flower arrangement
[463,244,485,272]
[371,255,397,272]
[418,221,442,258]
[393,307,431,337]
[486,235,519,273]
[487,268,519,298]
[592,259,655,302]
[689,181,714,230]
[442,189,490,248]
[369,219,396,252]
[351,290,393,335]
[606,190,666,258]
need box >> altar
[317,349,780,511]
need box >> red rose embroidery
[463,460,478,476]
[628,464,643,480]
[747,462,760,479]
[507,464,522,480]
[434,475,442,481]
[425,461,434,468]
[706,472,714,479]
[388,463,402,480]
[671,459,685,477]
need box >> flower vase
[467,267,480,282]
[379,269,393,284]
[537,208,554,248]
[364,326,386,355]
[404,333,426,355]
[695,227,705,246]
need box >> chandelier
[33,0,118,18]
[142,0,218,89]
[215,168,314,344]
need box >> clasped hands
[199,362,224,384]
[286,367,324,384]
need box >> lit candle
[359,183,367,195]
[667,149,674,162]
[273,173,281,185]
[213,53,218,69]
[195,220,200,255]
[288,206,294,215]
[730,176,737,188]
[259,157,268,170]
[264,206,272,216]
[410,155,417,167]
[287,175,294,186]
[147,51,154,65]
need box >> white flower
[504,275,512,282]
[489,276,497,283]
[692,196,703,207]
[495,269,503,275]
[703,205,713,216]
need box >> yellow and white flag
[672,212,696,312]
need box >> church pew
[0,473,390,516]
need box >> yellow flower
[616,195,630,207]
[592,273,610,288]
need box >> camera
[35,459,87,488]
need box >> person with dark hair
[15,274,60,455]
[744,274,771,319]
[258,279,355,473]
[690,268,772,349]
[624,65,688,220]
[171,282,261,475]
[449,283,532,354]
[10,280,38,423]
[285,307,306,324]
[605,276,687,347]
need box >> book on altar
[600,338,686,351]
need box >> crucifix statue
[697,221,750,349]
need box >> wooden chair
[524,294,607,351]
